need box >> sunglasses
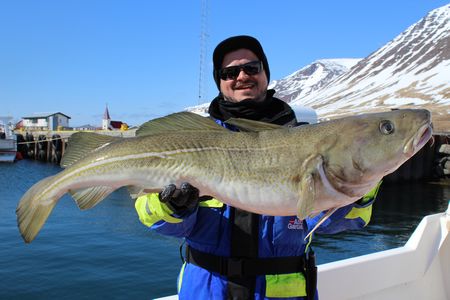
[218,61,263,81]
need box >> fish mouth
[404,123,433,157]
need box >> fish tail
[16,175,60,243]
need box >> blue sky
[1,1,448,127]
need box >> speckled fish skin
[16,109,432,243]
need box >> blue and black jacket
[135,94,380,299]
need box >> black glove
[159,182,200,212]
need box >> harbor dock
[14,129,135,164]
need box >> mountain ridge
[187,4,450,131]
[289,4,449,131]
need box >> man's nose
[236,69,250,80]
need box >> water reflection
[313,181,450,264]
[2,160,449,298]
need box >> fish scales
[17,109,433,243]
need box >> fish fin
[136,112,226,137]
[127,185,161,199]
[128,186,148,199]
[296,173,316,220]
[296,155,326,219]
[304,207,339,241]
[16,175,60,243]
[61,132,122,168]
[127,186,160,199]
[69,186,116,210]
[127,186,144,199]
[225,118,282,132]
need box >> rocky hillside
[290,4,450,132]
[268,59,360,103]
[187,4,449,131]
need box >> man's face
[219,49,268,103]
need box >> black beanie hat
[213,35,270,90]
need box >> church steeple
[102,104,111,130]
[104,105,111,120]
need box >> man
[135,35,379,300]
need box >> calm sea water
[1,160,449,299]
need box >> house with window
[22,112,71,131]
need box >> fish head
[323,109,432,199]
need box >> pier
[15,129,135,164]
[382,132,450,183]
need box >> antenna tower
[198,0,209,104]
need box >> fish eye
[379,120,395,135]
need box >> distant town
[9,106,129,133]
[0,106,133,163]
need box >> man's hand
[159,182,200,211]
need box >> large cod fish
[17,109,432,243]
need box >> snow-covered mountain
[290,4,450,131]
[186,59,360,116]
[187,4,449,131]
[268,59,361,103]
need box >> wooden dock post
[34,140,37,160]
[46,138,51,162]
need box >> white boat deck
[318,209,449,299]
[155,203,450,300]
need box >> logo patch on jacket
[287,218,303,230]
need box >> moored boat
[0,116,18,163]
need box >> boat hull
[155,207,450,300]
[0,139,17,162]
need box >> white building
[102,105,125,130]
[22,112,71,131]
[102,106,111,130]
